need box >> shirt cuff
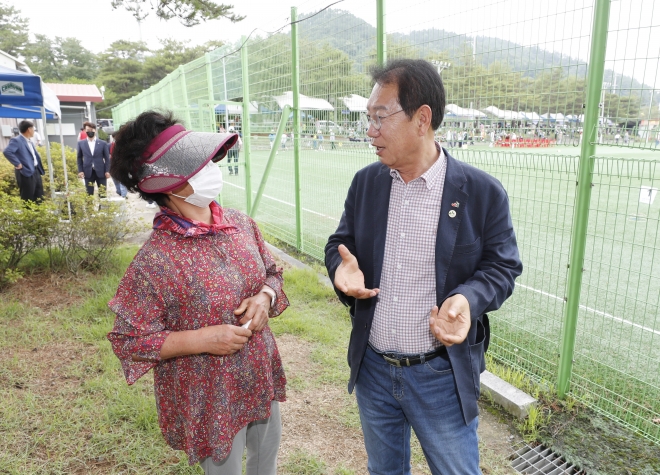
[260,286,276,308]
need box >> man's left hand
[429,294,471,347]
[105,172,111,178]
[234,291,271,332]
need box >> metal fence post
[377,0,387,66]
[558,0,611,399]
[251,105,291,218]
[205,52,216,133]
[291,6,303,251]
[178,65,192,128]
[241,38,253,215]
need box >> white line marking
[224,181,658,336]
[223,181,339,222]
[518,284,660,336]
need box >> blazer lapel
[435,151,468,301]
[371,167,392,289]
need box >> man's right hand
[15,164,22,170]
[334,244,379,299]
[197,324,252,355]
[78,172,84,179]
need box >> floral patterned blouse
[107,201,288,464]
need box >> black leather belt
[369,344,447,367]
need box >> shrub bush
[37,142,85,196]
[49,192,132,274]
[0,187,137,287]
[0,142,84,198]
[0,193,59,286]
[0,154,18,196]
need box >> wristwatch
[260,286,276,308]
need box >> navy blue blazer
[77,139,110,178]
[325,149,523,425]
[3,135,45,177]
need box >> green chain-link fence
[113,0,660,444]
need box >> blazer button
[364,324,367,329]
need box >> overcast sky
[8,0,660,91]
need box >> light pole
[431,60,451,76]
[600,81,612,143]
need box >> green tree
[0,2,29,58]
[111,0,244,27]
[604,93,640,121]
[96,40,149,115]
[58,37,98,80]
[142,38,223,86]
[23,34,59,80]
[23,35,98,82]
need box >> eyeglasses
[366,109,405,130]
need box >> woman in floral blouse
[107,110,288,475]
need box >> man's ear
[416,105,433,136]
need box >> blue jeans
[355,346,481,475]
[114,180,127,198]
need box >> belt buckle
[382,355,401,367]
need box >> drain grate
[510,443,585,474]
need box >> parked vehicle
[97,118,115,135]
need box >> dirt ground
[36,190,521,474]
[115,191,523,473]
[276,334,521,475]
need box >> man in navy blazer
[325,59,522,475]
[77,121,110,196]
[3,120,45,201]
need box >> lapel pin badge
[448,210,457,218]
[451,201,460,208]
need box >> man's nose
[366,123,378,138]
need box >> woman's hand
[198,324,252,355]
[234,291,272,332]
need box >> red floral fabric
[107,202,288,464]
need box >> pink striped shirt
[369,146,447,354]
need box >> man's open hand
[429,294,471,346]
[334,244,379,299]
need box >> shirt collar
[389,143,446,190]
[152,200,238,237]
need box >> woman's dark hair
[110,110,180,206]
[370,59,446,130]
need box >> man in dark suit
[77,121,110,196]
[325,59,522,475]
[3,120,45,202]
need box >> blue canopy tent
[0,65,65,203]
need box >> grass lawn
[0,246,520,474]
[219,142,660,443]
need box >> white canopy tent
[273,91,334,111]
[565,114,584,123]
[484,106,527,120]
[519,111,541,122]
[341,94,368,112]
[540,113,567,124]
[445,104,487,119]
[214,102,259,115]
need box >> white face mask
[172,161,223,208]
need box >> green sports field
[220,141,660,442]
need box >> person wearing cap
[106,111,288,474]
